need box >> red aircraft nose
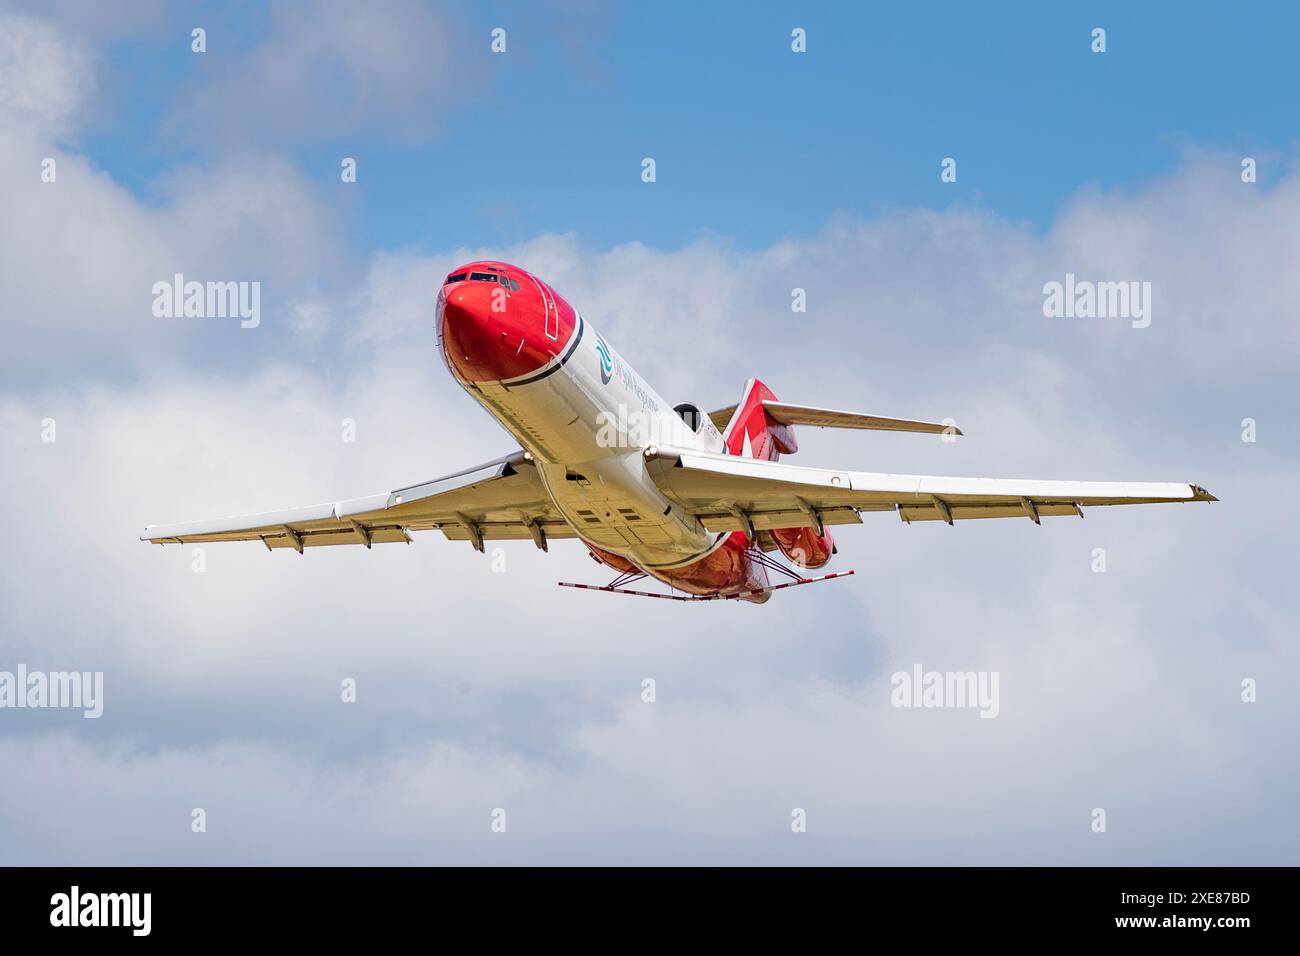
[438,279,550,383]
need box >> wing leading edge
[645,447,1215,530]
[141,451,573,552]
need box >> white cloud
[171,0,486,144]
[0,20,347,380]
[0,140,345,376]
[0,12,92,136]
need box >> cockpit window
[467,270,522,290]
[454,271,520,290]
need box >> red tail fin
[722,378,832,568]
[721,378,798,459]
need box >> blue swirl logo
[595,336,614,385]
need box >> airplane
[142,260,1217,604]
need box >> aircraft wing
[141,451,573,552]
[645,447,1216,530]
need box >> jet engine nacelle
[770,524,834,569]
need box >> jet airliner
[143,262,1216,603]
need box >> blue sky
[80,1,1300,254]
[2,1,1298,865]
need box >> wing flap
[438,519,577,542]
[698,506,867,533]
[898,503,1081,523]
[260,526,413,550]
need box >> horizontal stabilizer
[761,401,961,435]
[706,401,959,436]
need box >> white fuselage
[455,314,731,570]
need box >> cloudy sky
[1,1,1296,864]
